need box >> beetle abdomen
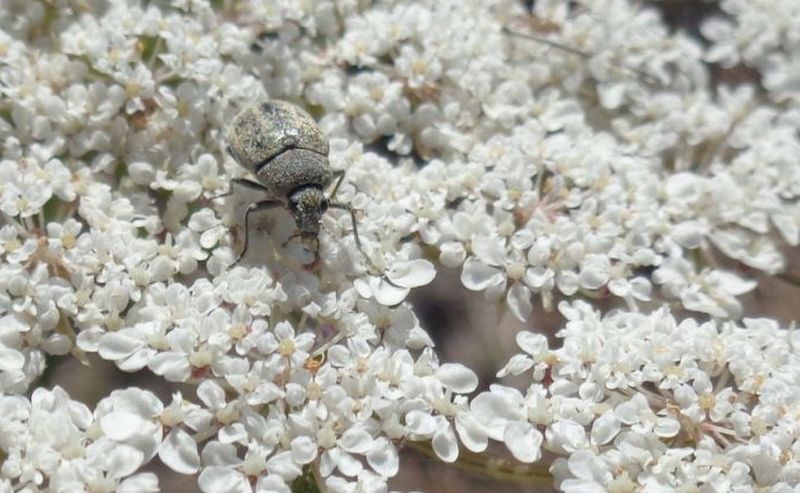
[226,100,329,174]
[257,148,332,196]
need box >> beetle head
[288,186,329,250]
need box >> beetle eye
[320,198,329,210]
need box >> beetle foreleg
[329,201,362,251]
[234,199,283,265]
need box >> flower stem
[404,440,553,486]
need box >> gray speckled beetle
[226,100,361,265]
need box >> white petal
[159,428,201,474]
[503,421,542,463]
[590,411,620,446]
[367,438,399,476]
[255,475,291,493]
[0,347,24,372]
[339,427,373,455]
[439,242,466,268]
[511,229,535,250]
[118,348,157,372]
[471,236,505,266]
[118,473,159,493]
[431,420,458,463]
[353,277,373,299]
[319,449,336,477]
[147,352,190,382]
[188,208,218,231]
[201,442,242,467]
[568,449,609,481]
[373,277,410,306]
[106,443,145,478]
[497,354,534,378]
[386,259,436,288]
[404,410,437,436]
[98,332,143,360]
[516,331,548,356]
[654,417,680,437]
[219,423,247,444]
[772,212,799,245]
[333,449,363,477]
[460,257,503,291]
[628,277,652,301]
[506,282,532,322]
[546,420,587,453]
[470,388,524,440]
[266,451,301,480]
[101,412,147,441]
[578,256,609,290]
[454,412,488,453]
[525,265,553,288]
[75,327,104,352]
[708,270,757,295]
[107,387,164,417]
[436,363,478,393]
[198,466,250,493]
[598,80,625,109]
[290,436,318,464]
[556,270,579,295]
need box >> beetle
[225,100,361,265]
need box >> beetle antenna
[502,27,664,87]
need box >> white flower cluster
[0,0,798,492]
[702,0,800,103]
[473,301,800,492]
[0,386,161,492]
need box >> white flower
[461,235,534,321]
[471,385,544,463]
[395,45,442,90]
[354,258,436,306]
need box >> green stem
[776,271,800,289]
[404,440,553,486]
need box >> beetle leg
[329,201,363,252]
[328,170,346,200]
[232,178,271,194]
[282,232,301,248]
[213,178,271,200]
[234,199,282,265]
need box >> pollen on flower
[241,454,267,477]
[369,85,385,102]
[228,323,247,340]
[158,243,177,257]
[189,347,213,367]
[201,175,222,191]
[278,338,296,356]
[4,238,20,252]
[505,261,526,281]
[148,334,170,351]
[61,233,77,249]
[306,381,322,400]
[105,314,124,332]
[160,407,185,428]
[125,81,142,98]
[317,425,337,449]
[698,393,715,411]
[216,404,240,426]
